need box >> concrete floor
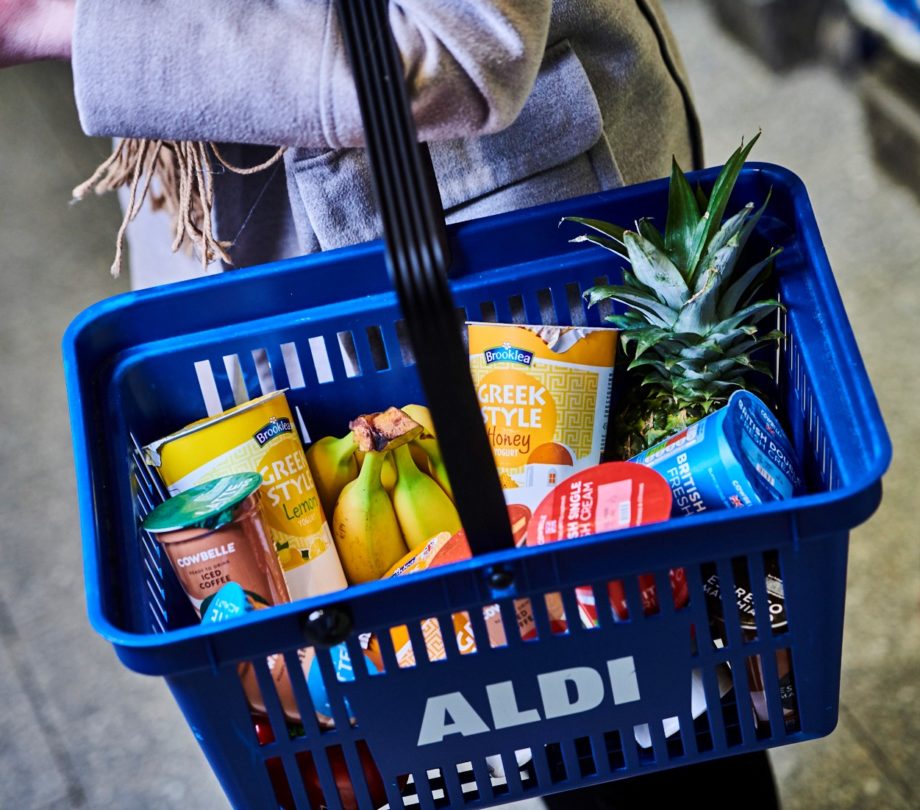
[0,1,917,807]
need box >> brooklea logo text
[253,417,293,447]
[484,344,534,366]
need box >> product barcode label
[755,463,776,487]
[596,480,632,531]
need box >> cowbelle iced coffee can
[142,473,290,613]
[145,391,347,601]
[143,473,317,724]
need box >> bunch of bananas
[305,405,461,584]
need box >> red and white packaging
[527,462,687,623]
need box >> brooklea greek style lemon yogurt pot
[145,391,347,601]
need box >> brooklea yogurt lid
[724,391,804,502]
[142,472,263,533]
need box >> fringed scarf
[72,139,286,277]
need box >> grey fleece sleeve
[72,0,552,148]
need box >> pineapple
[564,135,783,458]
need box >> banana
[356,449,398,492]
[382,452,397,492]
[391,444,461,550]
[401,403,453,500]
[400,404,435,435]
[305,433,359,519]
[332,451,407,584]
[417,439,453,501]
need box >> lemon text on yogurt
[260,447,321,521]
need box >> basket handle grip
[333,0,513,556]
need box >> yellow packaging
[370,533,519,667]
[368,531,564,669]
[467,322,618,512]
[144,391,347,601]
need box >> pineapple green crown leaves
[562,134,785,455]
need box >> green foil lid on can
[142,473,263,533]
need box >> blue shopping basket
[63,162,891,808]
[63,3,891,808]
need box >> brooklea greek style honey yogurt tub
[145,391,346,601]
[467,322,618,513]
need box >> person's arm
[72,1,552,148]
[0,0,74,68]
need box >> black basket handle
[333,0,513,555]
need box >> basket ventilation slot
[194,359,223,416]
[309,336,335,384]
[250,348,276,395]
[366,326,389,371]
[565,282,588,326]
[280,342,307,389]
[223,354,249,404]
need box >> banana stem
[393,444,418,479]
[359,449,386,485]
[332,432,359,463]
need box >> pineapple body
[567,135,783,457]
[614,395,705,461]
